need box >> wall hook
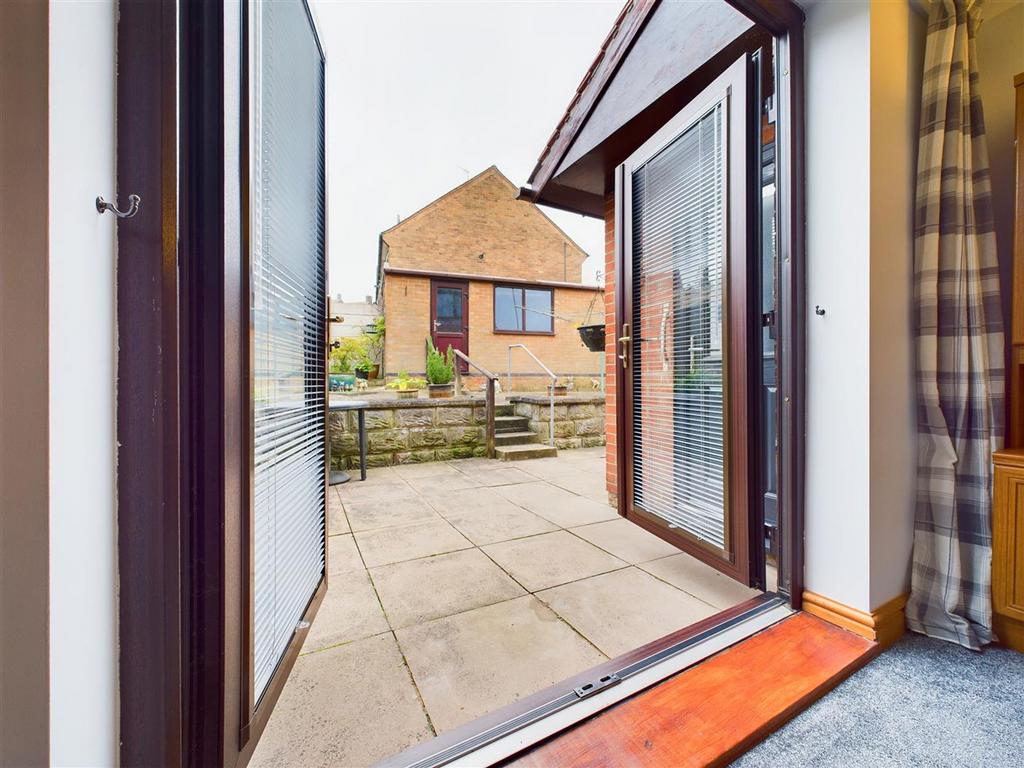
[814,305,826,316]
[96,194,140,219]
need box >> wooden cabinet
[1010,74,1024,443]
[992,450,1024,651]
[994,75,1024,652]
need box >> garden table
[328,399,369,485]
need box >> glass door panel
[250,0,327,703]
[620,56,752,584]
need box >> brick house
[375,166,604,389]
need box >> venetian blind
[251,0,327,702]
[631,102,727,551]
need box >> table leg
[358,409,367,481]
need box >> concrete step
[494,415,529,433]
[494,430,540,446]
[495,443,558,461]
[495,404,514,417]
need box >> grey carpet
[731,631,1024,767]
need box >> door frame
[616,56,756,586]
[115,0,183,764]
[615,2,804,608]
[430,277,470,368]
[115,1,805,765]
[115,1,328,766]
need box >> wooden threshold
[502,612,877,768]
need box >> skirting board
[802,591,907,648]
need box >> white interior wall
[802,0,925,613]
[803,0,873,612]
[48,1,118,764]
[867,1,924,609]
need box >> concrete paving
[252,447,762,767]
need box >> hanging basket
[577,324,605,352]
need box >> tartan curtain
[906,0,1005,650]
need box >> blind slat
[251,0,326,703]
[631,103,728,552]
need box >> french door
[617,56,757,585]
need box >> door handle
[617,323,631,369]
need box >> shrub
[330,336,366,373]
[425,339,455,385]
[386,371,426,390]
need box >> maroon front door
[430,279,469,371]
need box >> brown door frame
[616,56,755,586]
[115,0,183,764]
[430,277,470,368]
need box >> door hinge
[573,673,621,700]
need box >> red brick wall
[384,168,588,283]
[604,193,618,507]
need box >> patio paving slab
[536,566,720,657]
[303,570,390,653]
[517,456,577,480]
[396,595,606,733]
[251,632,432,768]
[545,472,610,503]
[327,533,364,576]
[446,457,499,470]
[452,465,537,487]
[640,552,761,609]
[345,496,441,532]
[337,479,416,504]
[482,530,627,592]
[441,504,559,546]
[570,518,680,564]
[355,518,472,568]
[327,488,349,535]
[419,486,515,517]
[370,548,526,629]
[391,461,464,479]
[494,482,618,527]
[404,472,483,495]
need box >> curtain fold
[907,0,1005,650]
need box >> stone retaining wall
[330,394,608,469]
[330,397,491,470]
[508,394,606,451]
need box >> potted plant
[577,323,605,352]
[547,377,569,397]
[386,371,425,399]
[354,358,379,381]
[425,339,455,398]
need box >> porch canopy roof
[519,0,800,218]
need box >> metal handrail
[452,349,498,382]
[452,349,497,458]
[507,343,556,447]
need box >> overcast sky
[310,0,623,301]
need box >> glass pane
[435,287,463,332]
[762,145,779,561]
[524,288,553,332]
[494,286,522,331]
[251,0,326,703]
[631,102,727,552]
